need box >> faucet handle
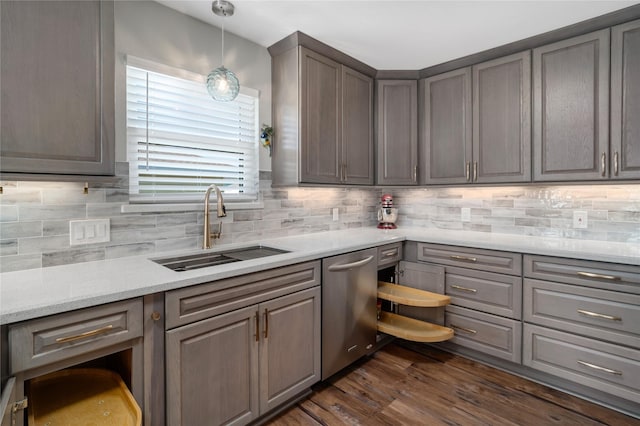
[210,222,223,240]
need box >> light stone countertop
[1,227,638,325]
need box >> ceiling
[155,1,638,70]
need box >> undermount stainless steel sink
[153,246,289,272]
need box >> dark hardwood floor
[268,343,640,426]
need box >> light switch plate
[573,211,588,229]
[461,208,471,222]
[70,219,110,245]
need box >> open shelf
[377,311,454,343]
[378,281,450,307]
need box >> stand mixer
[377,194,398,229]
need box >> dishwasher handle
[327,255,375,272]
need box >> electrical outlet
[70,219,110,245]
[461,208,471,222]
[573,211,588,229]
[332,207,339,221]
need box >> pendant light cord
[221,18,225,67]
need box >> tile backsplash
[1,163,639,272]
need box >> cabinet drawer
[9,298,143,373]
[377,243,403,268]
[524,255,640,295]
[166,261,321,329]
[523,324,640,404]
[446,266,522,319]
[444,305,522,363]
[418,243,521,275]
[524,279,640,349]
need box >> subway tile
[0,205,18,222]
[105,189,130,202]
[606,211,640,222]
[1,239,18,256]
[0,221,42,239]
[110,215,157,230]
[19,204,86,221]
[155,237,199,253]
[105,242,155,259]
[156,213,198,227]
[19,235,70,254]
[234,211,263,221]
[43,247,105,267]
[42,188,105,204]
[0,253,42,272]
[0,188,41,204]
[87,203,124,217]
[43,220,71,236]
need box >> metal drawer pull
[450,324,477,335]
[383,250,398,257]
[465,161,471,181]
[55,324,114,343]
[614,151,619,176]
[577,309,621,322]
[577,271,621,281]
[473,161,478,182]
[451,285,477,293]
[264,308,269,339]
[327,255,374,271]
[601,152,607,176]
[449,255,477,263]
[577,360,622,376]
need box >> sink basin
[153,246,289,272]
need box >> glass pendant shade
[206,66,240,102]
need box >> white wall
[113,1,272,170]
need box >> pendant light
[206,0,240,102]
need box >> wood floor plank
[268,343,640,426]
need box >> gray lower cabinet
[165,261,321,426]
[524,324,640,404]
[397,260,445,325]
[376,80,418,185]
[5,299,144,426]
[0,0,115,176]
[420,51,530,185]
[611,18,640,180]
[0,378,16,426]
[533,29,610,181]
[272,46,373,186]
[523,255,640,406]
[166,287,320,426]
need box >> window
[126,58,259,203]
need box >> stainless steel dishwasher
[322,248,377,379]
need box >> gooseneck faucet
[203,184,227,249]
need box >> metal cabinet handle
[151,312,161,321]
[451,285,478,293]
[383,250,398,257]
[577,309,621,322]
[577,360,622,376]
[449,255,477,263]
[473,161,478,182]
[601,152,607,177]
[255,311,260,342]
[450,324,477,335]
[614,151,619,176]
[577,271,621,281]
[327,255,374,271]
[263,308,269,339]
[55,324,114,343]
[413,165,418,183]
[465,161,470,181]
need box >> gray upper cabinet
[421,51,531,185]
[299,48,342,184]
[272,46,373,186]
[533,29,610,181]
[342,67,374,185]
[420,68,472,185]
[376,80,418,185]
[0,1,115,176]
[472,51,531,183]
[611,19,640,180]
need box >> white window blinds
[126,62,259,203]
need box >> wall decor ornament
[260,124,274,156]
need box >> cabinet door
[166,305,259,426]
[533,29,610,181]
[376,80,418,185]
[0,378,17,426]
[611,19,640,180]
[0,1,114,176]
[299,47,342,184]
[342,67,373,185]
[420,68,472,184]
[473,51,531,183]
[259,287,320,413]
[398,261,445,325]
